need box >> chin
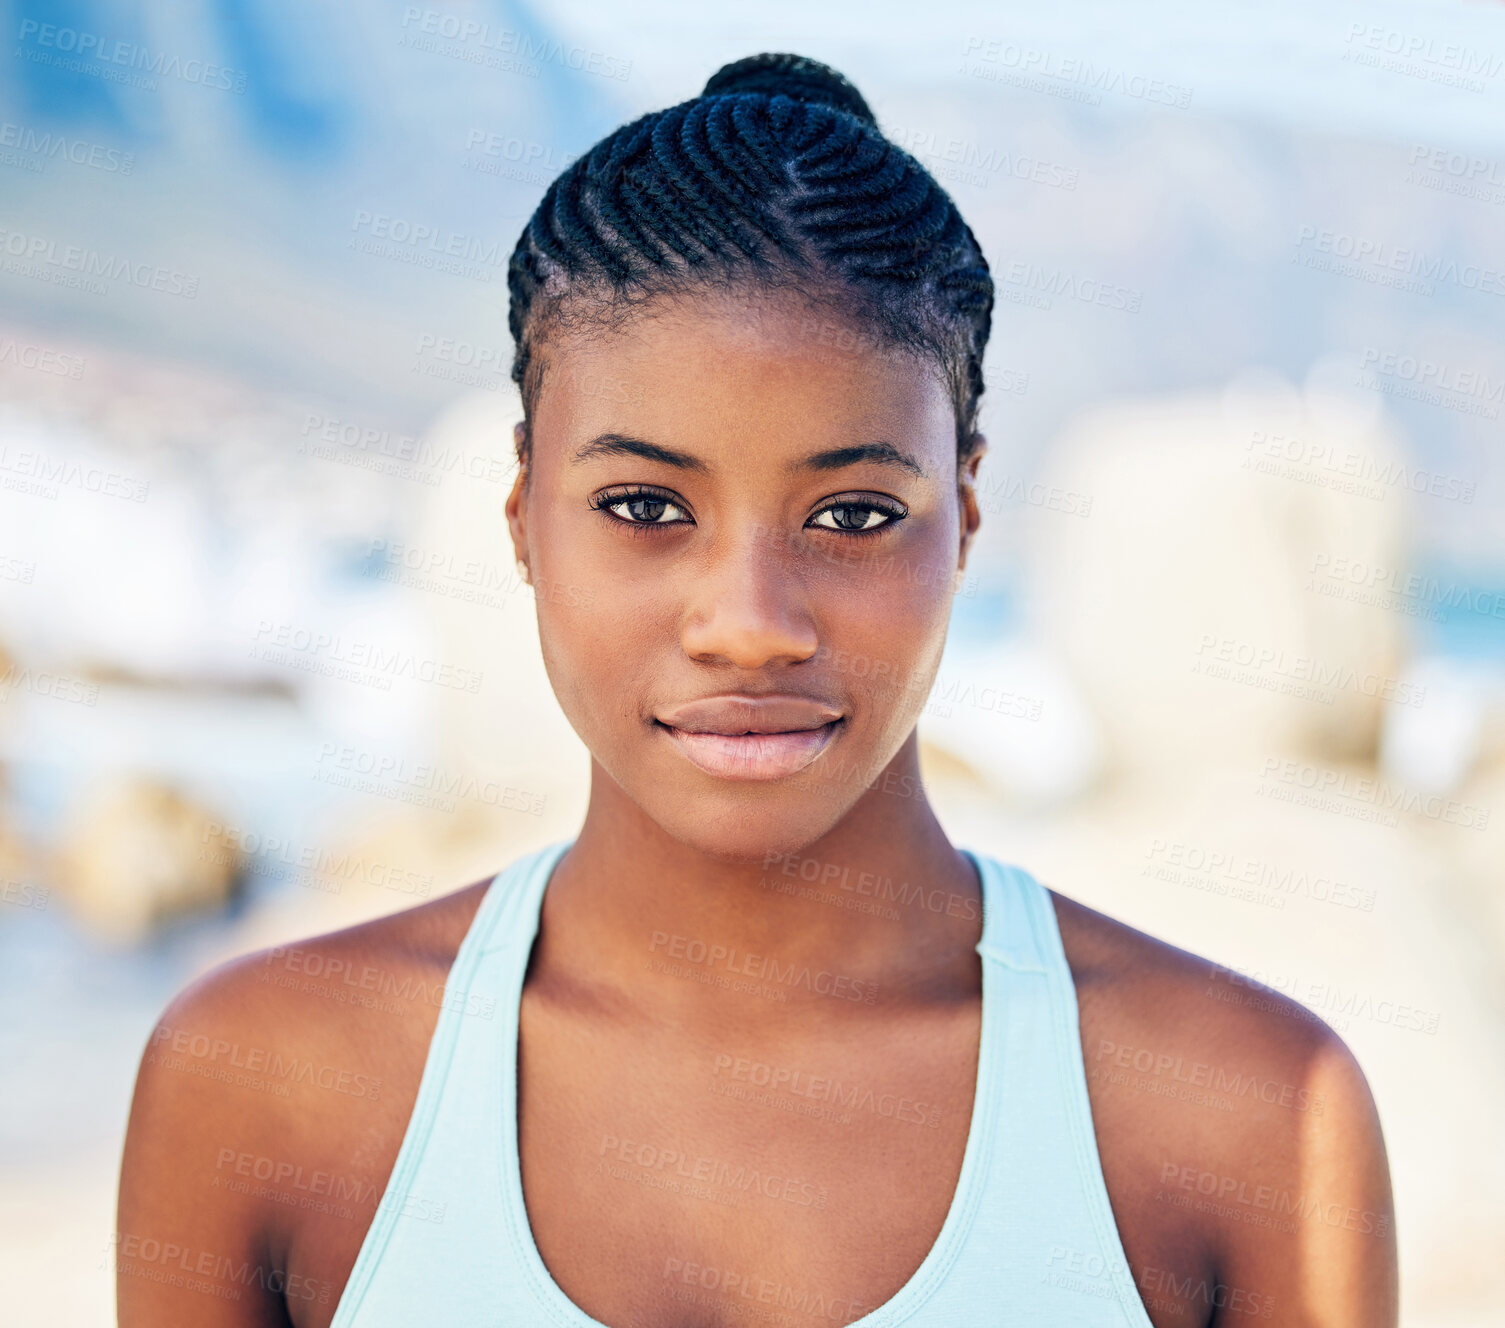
[641,791,853,865]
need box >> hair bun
[702,53,875,125]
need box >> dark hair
[507,52,994,470]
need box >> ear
[505,421,530,576]
[957,433,987,569]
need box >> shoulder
[117,878,496,1322]
[141,876,493,1096]
[1049,888,1398,1326]
[1050,887,1346,1096]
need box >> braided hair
[507,52,994,470]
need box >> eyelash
[589,485,907,539]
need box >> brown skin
[117,288,1398,1328]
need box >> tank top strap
[329,837,1153,1328]
[964,849,1054,976]
[476,838,574,958]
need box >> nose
[680,525,820,670]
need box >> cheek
[808,531,957,720]
[530,533,672,747]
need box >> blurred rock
[54,779,242,944]
[1031,379,1412,782]
[409,391,590,795]
[0,814,33,907]
[192,794,589,970]
[1432,755,1505,986]
[917,637,1106,805]
[1380,655,1505,797]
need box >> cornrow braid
[508,52,994,469]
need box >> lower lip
[658,720,840,781]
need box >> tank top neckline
[488,837,1018,1328]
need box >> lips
[654,694,844,781]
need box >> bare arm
[1056,890,1399,1328]
[1209,1032,1398,1327]
[114,892,476,1328]
[116,961,297,1327]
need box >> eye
[808,499,906,535]
[591,485,692,528]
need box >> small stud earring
[517,558,531,585]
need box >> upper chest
[515,989,985,1328]
[280,956,1218,1328]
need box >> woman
[117,53,1397,1328]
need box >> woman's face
[506,288,985,860]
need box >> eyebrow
[793,442,926,479]
[570,434,926,479]
[571,433,710,473]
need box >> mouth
[651,693,845,782]
[654,718,842,781]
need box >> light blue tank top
[329,839,1155,1327]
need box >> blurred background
[2,0,1504,1322]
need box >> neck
[533,735,984,1023]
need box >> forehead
[529,287,954,464]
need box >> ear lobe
[963,433,988,483]
[957,433,986,566]
[504,432,530,561]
